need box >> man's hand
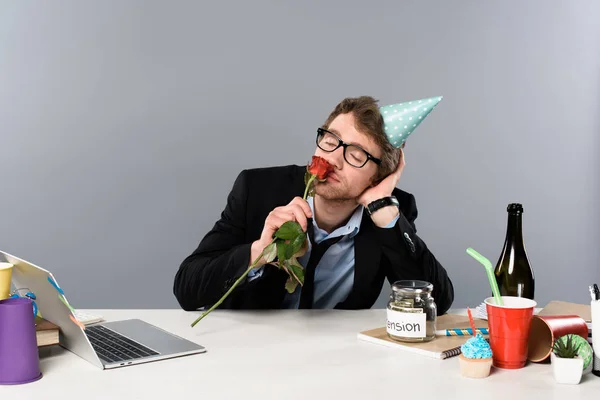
[357,149,405,227]
[250,197,312,268]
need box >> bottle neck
[505,212,524,245]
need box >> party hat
[379,96,443,148]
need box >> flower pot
[551,352,583,384]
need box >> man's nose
[324,147,344,169]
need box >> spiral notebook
[357,314,488,359]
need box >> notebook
[537,301,591,322]
[538,300,592,336]
[357,314,488,359]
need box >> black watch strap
[366,196,399,215]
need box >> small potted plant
[551,334,583,385]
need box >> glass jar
[386,280,437,342]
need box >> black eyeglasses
[316,128,382,168]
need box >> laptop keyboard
[86,325,159,364]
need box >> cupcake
[458,334,493,378]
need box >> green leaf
[289,232,307,256]
[285,275,299,293]
[279,259,289,270]
[277,241,286,262]
[262,242,277,264]
[280,258,303,292]
[274,221,303,240]
[552,334,580,358]
[287,257,305,285]
[277,241,295,262]
[286,245,295,260]
[280,260,293,279]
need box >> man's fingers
[263,199,312,243]
[266,214,288,232]
[290,197,313,218]
[396,149,406,175]
[288,205,308,231]
[274,206,308,231]
[271,210,294,225]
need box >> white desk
[1,309,598,399]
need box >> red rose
[191,154,333,328]
[308,156,334,180]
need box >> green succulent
[552,334,581,359]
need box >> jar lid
[391,280,433,294]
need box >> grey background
[1,1,599,310]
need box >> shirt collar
[307,196,363,243]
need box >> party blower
[0,297,42,385]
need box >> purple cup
[0,297,42,385]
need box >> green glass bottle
[494,203,535,299]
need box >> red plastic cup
[485,296,537,369]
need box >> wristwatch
[366,196,400,215]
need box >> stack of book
[35,318,59,347]
[35,310,104,347]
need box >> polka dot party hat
[379,96,443,148]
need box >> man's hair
[322,96,400,182]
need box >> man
[174,96,454,315]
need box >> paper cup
[0,262,13,300]
[485,296,537,369]
[0,297,42,385]
[527,315,589,362]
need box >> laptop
[1,250,206,369]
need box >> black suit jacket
[173,165,454,315]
